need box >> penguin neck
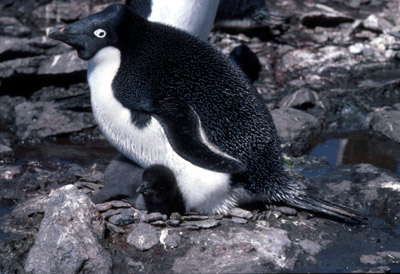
[147,0,220,39]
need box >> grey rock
[96,202,113,212]
[15,101,95,140]
[278,46,354,73]
[0,56,45,79]
[183,219,220,229]
[160,229,182,248]
[0,165,21,180]
[0,17,30,37]
[101,208,135,220]
[108,214,135,226]
[228,207,253,219]
[0,95,25,130]
[37,51,86,75]
[362,14,394,33]
[24,185,112,274]
[169,212,183,221]
[349,43,366,55]
[151,220,166,227]
[299,239,322,256]
[165,219,181,227]
[360,251,400,265]
[369,109,400,143]
[0,37,58,62]
[301,10,354,28]
[127,223,160,251]
[146,212,167,222]
[277,206,297,216]
[230,217,248,224]
[182,214,209,221]
[0,144,12,158]
[105,222,125,234]
[271,107,321,154]
[11,195,48,219]
[279,88,324,110]
[172,226,295,272]
[32,3,90,29]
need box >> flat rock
[172,226,295,272]
[301,10,354,28]
[24,185,112,274]
[15,101,95,139]
[0,17,30,37]
[228,207,253,219]
[183,219,220,229]
[369,109,400,143]
[37,51,86,75]
[127,223,160,251]
[108,214,135,226]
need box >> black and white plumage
[49,4,362,220]
[137,165,185,215]
[126,0,219,39]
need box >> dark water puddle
[0,199,16,240]
[309,132,400,173]
[13,138,118,170]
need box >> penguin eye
[94,29,106,38]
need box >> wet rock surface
[0,0,400,273]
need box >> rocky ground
[1,0,400,273]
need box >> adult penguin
[126,0,219,40]
[49,4,362,220]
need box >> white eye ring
[94,29,106,38]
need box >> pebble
[183,219,220,229]
[139,212,167,223]
[151,221,167,227]
[105,222,125,234]
[108,214,135,226]
[228,208,253,219]
[182,215,209,221]
[127,223,160,251]
[95,202,112,212]
[110,200,132,208]
[277,206,298,216]
[165,219,181,227]
[349,43,365,55]
[160,229,182,248]
[230,217,248,224]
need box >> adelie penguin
[49,4,363,220]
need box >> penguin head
[49,4,132,60]
[136,165,178,205]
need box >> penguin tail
[285,192,367,223]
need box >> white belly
[148,0,220,40]
[87,46,236,214]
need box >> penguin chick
[49,4,364,221]
[137,165,185,215]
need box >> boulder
[369,109,400,143]
[15,101,95,140]
[24,185,112,274]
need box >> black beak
[48,26,68,41]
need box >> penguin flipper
[153,98,246,174]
